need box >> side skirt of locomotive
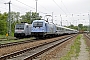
[31,32,56,39]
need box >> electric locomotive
[14,23,31,38]
[31,20,56,38]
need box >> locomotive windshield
[16,24,24,30]
[33,22,43,27]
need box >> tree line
[67,24,88,32]
[0,11,42,35]
[0,11,89,36]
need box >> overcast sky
[0,0,90,26]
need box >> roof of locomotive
[32,20,54,24]
[15,23,31,26]
[33,20,47,22]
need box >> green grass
[60,34,81,60]
[0,32,14,38]
[0,40,21,44]
[0,38,33,44]
[0,33,34,44]
[0,35,6,39]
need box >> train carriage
[55,25,65,35]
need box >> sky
[0,0,90,26]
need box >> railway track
[0,38,37,48]
[0,34,77,60]
[0,35,69,48]
[84,33,90,39]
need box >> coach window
[45,23,46,26]
[57,27,58,30]
[26,25,28,28]
[62,28,64,30]
[59,28,61,30]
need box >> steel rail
[0,39,36,48]
[0,34,77,60]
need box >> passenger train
[31,20,78,38]
[14,20,78,38]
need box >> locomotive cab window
[33,22,43,27]
[16,24,24,30]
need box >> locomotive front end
[14,23,25,38]
[31,20,46,37]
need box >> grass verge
[60,34,81,60]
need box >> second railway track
[0,34,77,60]
[0,38,37,48]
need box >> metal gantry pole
[4,1,11,36]
[30,10,31,24]
[52,12,53,23]
[35,0,38,19]
[36,0,37,13]
[88,14,90,33]
[60,15,62,26]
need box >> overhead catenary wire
[60,0,73,23]
[52,0,67,16]
[16,0,35,10]
[15,0,50,14]
[38,3,51,13]
[52,0,69,26]
[61,0,70,15]
[11,4,30,14]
